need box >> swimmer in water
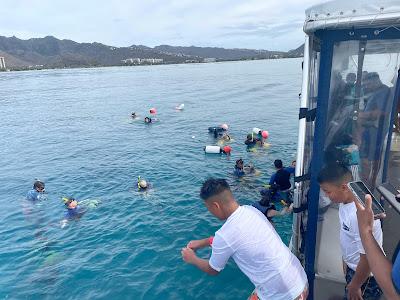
[131,112,138,119]
[26,180,45,202]
[60,197,86,228]
[63,197,85,220]
[137,177,151,191]
[144,117,158,124]
[244,133,262,147]
[234,159,255,177]
[252,189,292,223]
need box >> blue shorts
[344,266,382,300]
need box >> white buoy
[176,103,185,110]
[204,145,221,154]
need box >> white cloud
[0,0,322,50]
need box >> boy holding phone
[318,163,383,299]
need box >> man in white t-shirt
[181,178,308,300]
[318,163,383,300]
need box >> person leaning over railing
[355,194,400,300]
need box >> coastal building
[0,57,6,69]
[203,58,217,63]
[121,58,163,65]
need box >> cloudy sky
[2,0,322,51]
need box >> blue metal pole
[304,32,334,299]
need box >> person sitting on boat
[26,180,46,202]
[318,163,383,299]
[181,178,308,300]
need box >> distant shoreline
[0,56,301,73]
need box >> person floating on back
[181,178,308,300]
[26,180,46,201]
[318,163,383,299]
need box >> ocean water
[0,58,302,300]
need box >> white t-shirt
[339,201,383,271]
[209,205,308,300]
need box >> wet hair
[200,178,230,200]
[64,197,75,206]
[317,163,353,185]
[274,159,283,169]
[33,180,45,190]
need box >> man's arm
[347,254,371,292]
[360,231,399,299]
[269,173,276,185]
[181,247,219,276]
[187,237,212,250]
[355,196,400,299]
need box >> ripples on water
[0,59,302,299]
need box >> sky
[1,0,323,51]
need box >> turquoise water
[0,59,302,300]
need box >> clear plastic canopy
[305,0,400,33]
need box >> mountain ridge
[0,35,304,70]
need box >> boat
[292,1,400,298]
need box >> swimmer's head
[64,197,78,209]
[144,117,151,123]
[33,180,45,192]
[235,158,244,169]
[139,180,148,189]
[246,134,253,140]
[132,112,136,117]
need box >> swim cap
[221,124,229,130]
[149,108,157,114]
[139,180,148,189]
[262,130,269,139]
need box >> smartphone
[377,182,400,214]
[347,181,385,216]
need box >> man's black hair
[33,180,45,189]
[317,163,352,185]
[274,159,283,169]
[200,178,230,200]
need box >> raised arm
[355,195,400,299]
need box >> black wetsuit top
[272,169,291,190]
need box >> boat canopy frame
[295,25,400,299]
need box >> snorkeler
[26,180,46,201]
[252,189,292,222]
[137,177,151,191]
[62,197,85,220]
[234,159,255,177]
[244,133,262,147]
[144,117,158,124]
